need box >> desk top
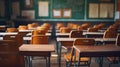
[19,44,55,52]
[0,32,18,36]
[56,32,104,36]
[0,25,6,27]
[73,45,120,57]
[26,33,51,36]
[56,38,116,42]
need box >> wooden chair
[30,35,49,65]
[81,23,90,30]
[107,34,120,67]
[32,29,46,35]
[3,35,23,46]
[18,25,28,30]
[27,24,34,29]
[71,23,79,29]
[60,27,71,33]
[77,26,83,31]
[69,30,83,38]
[87,27,98,32]
[103,30,117,38]
[42,23,51,29]
[6,28,18,32]
[0,39,25,67]
[32,22,39,28]
[103,29,117,44]
[64,38,95,67]
[98,23,106,29]
[62,30,83,51]
[56,23,65,30]
[30,35,49,44]
[18,32,29,37]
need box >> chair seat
[107,57,120,63]
[64,53,89,62]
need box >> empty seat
[60,27,71,33]
[30,35,49,44]
[64,38,95,67]
[107,34,120,67]
[6,28,18,32]
[18,25,28,30]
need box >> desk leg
[77,54,81,67]
[27,56,32,67]
[99,57,103,67]
[57,42,61,67]
[118,57,120,67]
[48,56,50,67]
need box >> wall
[0,0,117,27]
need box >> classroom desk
[19,29,52,33]
[0,32,51,37]
[0,32,18,36]
[56,32,104,38]
[26,33,51,36]
[56,38,116,67]
[0,36,31,41]
[19,30,33,32]
[0,35,52,42]
[0,25,6,31]
[19,44,55,67]
[73,45,120,67]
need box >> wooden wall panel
[117,0,120,11]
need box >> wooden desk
[19,29,52,33]
[73,45,120,67]
[0,32,18,36]
[56,38,116,67]
[0,25,6,31]
[26,33,51,36]
[19,30,33,32]
[19,44,55,67]
[56,32,104,38]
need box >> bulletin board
[52,0,85,19]
[87,0,115,20]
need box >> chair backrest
[56,23,65,30]
[116,34,120,46]
[18,25,28,30]
[81,23,90,30]
[18,32,29,37]
[73,38,95,46]
[103,30,117,38]
[42,23,51,29]
[31,35,49,44]
[3,35,23,46]
[69,30,83,38]
[77,26,83,31]
[0,40,25,67]
[27,24,34,29]
[6,28,18,32]
[32,29,46,35]
[32,22,39,28]
[87,27,98,32]
[71,38,95,57]
[60,27,71,33]
[0,40,18,52]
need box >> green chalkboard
[52,0,85,19]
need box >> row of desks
[0,30,120,67]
